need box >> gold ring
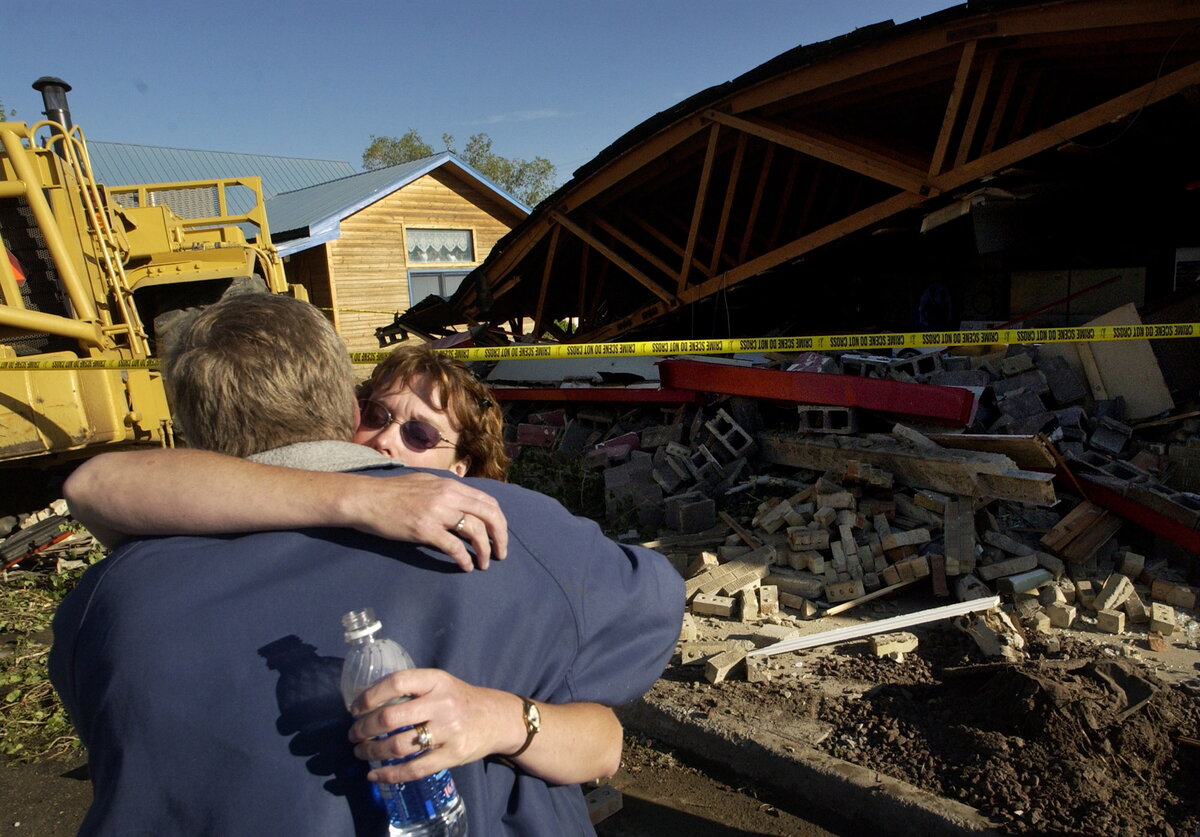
[455,515,466,532]
[415,723,433,750]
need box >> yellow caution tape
[2,323,1196,370]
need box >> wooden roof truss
[454,0,1200,342]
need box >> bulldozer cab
[0,77,303,465]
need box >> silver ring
[455,515,466,532]
[415,723,433,750]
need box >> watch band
[507,695,540,759]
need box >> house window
[408,269,471,304]
[406,228,474,263]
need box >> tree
[0,99,15,121]
[362,130,434,171]
[361,129,557,206]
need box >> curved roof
[426,0,1200,342]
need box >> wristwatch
[508,696,541,758]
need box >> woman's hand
[349,670,623,785]
[339,471,508,571]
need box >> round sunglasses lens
[359,400,390,430]
[401,420,441,451]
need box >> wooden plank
[981,60,1020,156]
[738,144,774,262]
[1040,501,1105,552]
[926,433,1057,470]
[705,110,930,194]
[822,578,919,618]
[1082,303,1175,420]
[678,122,721,293]
[1076,341,1110,401]
[551,211,675,304]
[708,133,746,275]
[1060,513,1123,564]
[929,40,977,178]
[531,224,560,340]
[954,48,997,168]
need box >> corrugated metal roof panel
[88,141,356,198]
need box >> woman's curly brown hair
[357,344,509,481]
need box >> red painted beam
[1079,478,1200,554]
[489,386,706,404]
[658,359,976,426]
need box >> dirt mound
[812,633,1200,835]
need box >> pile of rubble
[499,342,1200,686]
[0,500,98,575]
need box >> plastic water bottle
[341,608,468,836]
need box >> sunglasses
[357,399,456,452]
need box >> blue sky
[3,0,954,184]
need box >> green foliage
[362,129,557,206]
[362,130,435,170]
[0,98,16,121]
[0,537,103,763]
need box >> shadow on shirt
[259,635,385,835]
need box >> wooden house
[266,154,528,352]
[89,144,528,352]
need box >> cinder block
[1149,602,1177,635]
[797,404,859,434]
[995,568,1054,595]
[679,641,727,665]
[1094,573,1135,612]
[1096,609,1126,634]
[758,585,780,617]
[679,612,697,642]
[977,554,1039,581]
[824,578,865,603]
[1150,579,1197,611]
[704,408,756,460]
[1118,551,1146,579]
[869,631,919,657]
[738,588,759,622]
[782,525,830,551]
[704,647,748,684]
[1123,589,1151,624]
[1046,602,1077,628]
[751,623,801,648]
[691,593,735,617]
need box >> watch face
[526,701,541,732]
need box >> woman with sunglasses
[64,341,631,795]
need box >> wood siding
[329,169,521,351]
[283,245,338,332]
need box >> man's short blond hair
[164,294,356,457]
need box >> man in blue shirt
[50,294,683,836]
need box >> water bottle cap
[341,608,383,641]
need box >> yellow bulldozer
[0,77,306,467]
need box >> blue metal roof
[266,152,530,257]
[88,141,356,198]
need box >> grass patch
[1,530,103,763]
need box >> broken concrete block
[881,528,931,553]
[1094,573,1135,612]
[996,568,1054,595]
[824,578,865,603]
[958,609,1025,662]
[1118,551,1146,579]
[680,612,698,642]
[764,571,823,600]
[664,494,716,534]
[751,623,801,648]
[1123,589,1151,624]
[1075,579,1099,610]
[1036,551,1065,579]
[786,527,829,552]
[1046,602,1077,628]
[685,552,720,578]
[779,591,820,618]
[982,530,1035,556]
[816,490,855,510]
[1038,585,1066,607]
[692,593,736,617]
[738,588,760,622]
[1149,602,1177,635]
[976,554,1039,581]
[869,631,919,657]
[1150,579,1197,611]
[1096,609,1126,635]
[758,585,780,617]
[679,641,728,665]
[705,647,748,684]
[1031,610,1052,633]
